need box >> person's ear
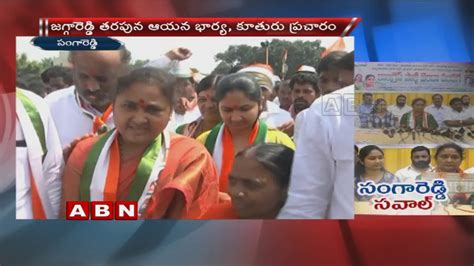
[259,97,265,112]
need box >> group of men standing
[14,43,357,219]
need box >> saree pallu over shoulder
[65,132,218,219]
[79,129,167,216]
[196,120,294,192]
[143,134,219,219]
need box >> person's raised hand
[166,48,192,61]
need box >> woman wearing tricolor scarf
[196,73,295,197]
[400,98,438,131]
[61,67,218,219]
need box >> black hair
[362,93,373,98]
[277,80,291,93]
[334,51,354,71]
[19,75,46,97]
[432,94,443,99]
[365,74,375,80]
[215,72,261,103]
[69,46,132,64]
[26,80,47,97]
[115,67,176,104]
[289,72,319,93]
[317,51,348,73]
[396,94,407,101]
[449,97,462,106]
[371,98,386,114]
[435,143,464,161]
[354,145,359,153]
[355,145,385,177]
[461,95,470,100]
[236,143,294,189]
[411,98,427,107]
[40,66,73,85]
[195,74,222,95]
[411,146,431,157]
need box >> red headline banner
[40,17,361,37]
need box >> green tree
[16,53,28,70]
[16,53,55,78]
[40,58,54,68]
[214,39,325,78]
[211,61,232,75]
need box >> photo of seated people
[356,92,474,146]
[354,143,474,215]
[12,36,355,220]
[352,62,474,216]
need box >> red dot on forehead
[138,98,146,108]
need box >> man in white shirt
[387,94,412,125]
[425,94,449,127]
[292,108,308,143]
[395,146,434,183]
[46,47,191,148]
[279,85,354,219]
[274,80,292,111]
[289,71,320,119]
[461,95,474,112]
[443,97,474,128]
[288,70,320,139]
[168,65,202,128]
[280,51,355,219]
[16,89,63,219]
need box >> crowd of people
[17,66,73,97]
[357,93,474,138]
[14,45,356,219]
